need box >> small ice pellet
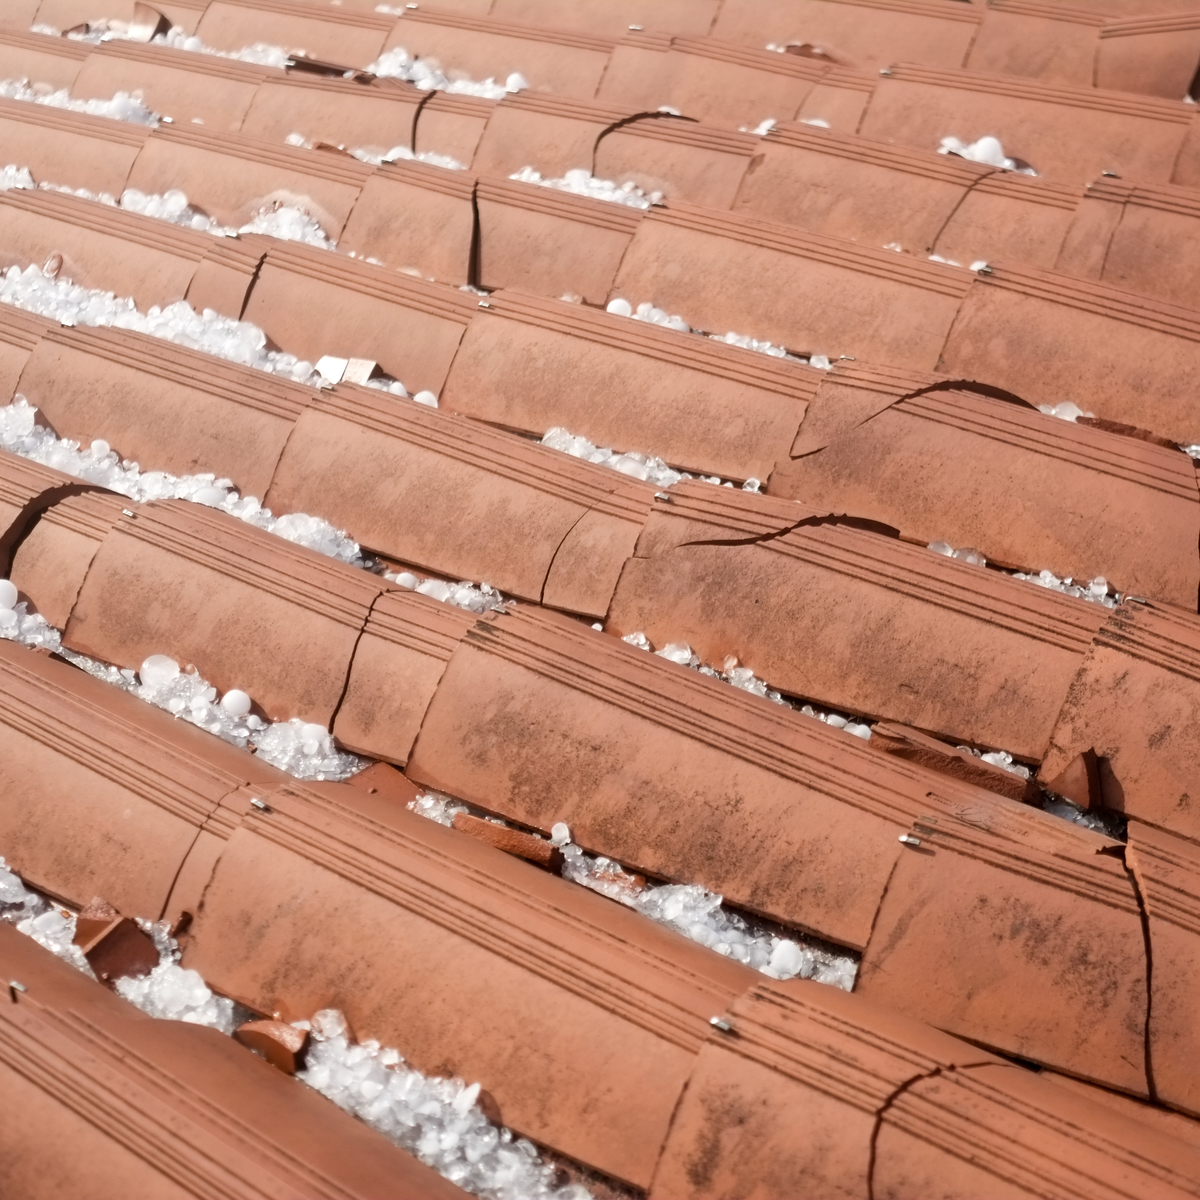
[412,390,438,407]
[139,654,181,688]
[550,822,571,847]
[0,580,16,610]
[90,439,110,457]
[220,689,252,716]
[191,486,227,506]
[606,298,633,317]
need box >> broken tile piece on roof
[1041,601,1200,844]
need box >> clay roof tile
[0,27,90,92]
[195,0,395,65]
[440,287,818,481]
[125,123,373,235]
[475,174,644,302]
[614,200,971,369]
[240,239,477,390]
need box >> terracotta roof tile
[1057,175,1200,309]
[490,0,720,39]
[599,35,832,129]
[711,0,984,75]
[17,325,311,496]
[859,63,1194,185]
[61,499,393,726]
[265,380,653,612]
[338,159,476,284]
[0,188,264,313]
[613,200,972,369]
[384,10,616,98]
[593,115,759,209]
[72,39,272,132]
[606,481,1106,758]
[469,91,631,179]
[240,71,424,154]
[0,27,89,92]
[0,96,150,196]
[440,287,817,481]
[182,777,754,1188]
[334,588,479,765]
[1127,820,1200,1117]
[0,304,53,402]
[772,367,1200,605]
[195,0,395,63]
[0,450,101,578]
[1096,10,1200,99]
[651,978,1200,1199]
[125,123,373,234]
[0,924,466,1199]
[413,90,495,167]
[240,240,476,390]
[475,175,643,302]
[0,638,282,919]
[856,807,1149,1092]
[1041,601,1200,842]
[939,263,1200,444]
[9,490,127,629]
[967,0,1111,89]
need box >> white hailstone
[139,654,181,689]
[392,572,420,589]
[415,578,453,603]
[220,689,252,716]
[0,580,16,610]
[549,822,571,847]
[505,72,528,92]
[412,390,438,408]
[800,117,831,128]
[605,297,633,317]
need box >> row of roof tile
[5,632,1200,1193]
[8,457,1200,1115]
[11,6,1200,183]
[3,175,1198,602]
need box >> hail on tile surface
[938,135,1038,176]
[929,537,1117,609]
[510,166,661,209]
[605,295,829,366]
[0,76,158,125]
[368,46,528,99]
[284,132,465,173]
[410,794,858,991]
[0,856,589,1199]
